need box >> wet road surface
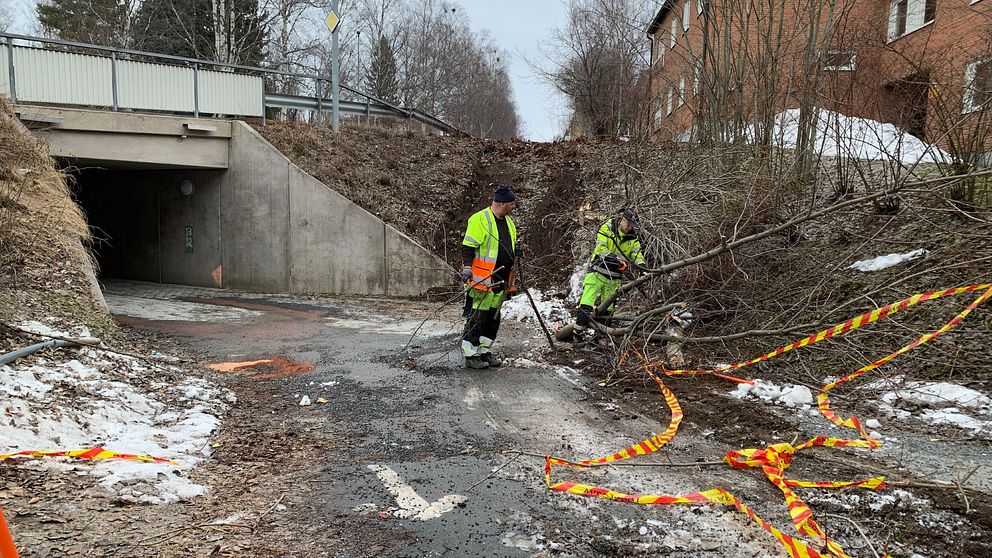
[102,280,786,557]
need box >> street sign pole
[330,0,341,132]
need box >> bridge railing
[0,33,462,135]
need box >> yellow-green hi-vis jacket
[589,218,645,278]
[462,207,518,292]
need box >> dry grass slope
[0,96,112,335]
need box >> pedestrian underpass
[24,107,452,297]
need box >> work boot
[464,356,489,369]
[481,353,503,368]
[571,325,588,346]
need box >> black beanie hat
[621,208,640,227]
[493,184,516,203]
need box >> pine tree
[366,35,399,104]
[37,0,131,47]
[132,0,267,65]
[132,0,213,59]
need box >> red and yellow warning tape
[0,446,176,465]
[545,283,992,558]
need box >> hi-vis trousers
[461,289,506,357]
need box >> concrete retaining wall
[76,120,451,297]
[222,122,452,296]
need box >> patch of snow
[0,319,231,504]
[881,382,991,411]
[299,395,312,406]
[752,109,949,165]
[500,288,573,328]
[104,294,263,322]
[17,320,92,339]
[920,408,986,432]
[848,249,926,272]
[568,264,588,303]
[876,380,992,434]
[731,379,813,409]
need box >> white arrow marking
[367,464,467,520]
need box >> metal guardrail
[0,32,463,135]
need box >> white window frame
[963,57,992,114]
[678,77,686,107]
[697,0,705,16]
[823,50,856,71]
[682,1,691,33]
[653,96,664,128]
[667,87,674,115]
[670,17,678,47]
[888,0,936,41]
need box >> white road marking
[367,464,467,520]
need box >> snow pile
[878,381,991,433]
[1,320,233,504]
[755,109,949,164]
[501,287,573,328]
[882,381,991,410]
[568,263,588,303]
[731,379,814,409]
[848,249,926,272]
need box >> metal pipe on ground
[0,337,101,366]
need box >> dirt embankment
[0,96,112,338]
[259,121,992,394]
[255,122,626,288]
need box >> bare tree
[0,3,13,32]
[537,0,654,139]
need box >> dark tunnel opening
[71,167,225,288]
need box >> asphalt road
[99,280,796,557]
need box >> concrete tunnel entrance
[74,167,226,289]
[41,112,451,297]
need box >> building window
[678,77,686,107]
[654,97,664,128]
[670,17,678,47]
[697,0,705,16]
[823,51,856,71]
[682,1,691,33]
[667,87,674,114]
[963,57,992,113]
[888,0,936,41]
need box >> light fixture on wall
[180,179,194,196]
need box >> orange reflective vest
[462,207,517,293]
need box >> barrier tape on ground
[545,284,992,558]
[0,446,176,465]
[664,284,992,378]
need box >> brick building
[646,0,992,156]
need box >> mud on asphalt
[3,284,990,557]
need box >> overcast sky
[456,1,571,142]
[6,0,573,141]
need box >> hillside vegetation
[0,96,111,336]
